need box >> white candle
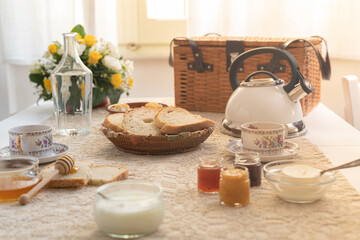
[94,182,165,238]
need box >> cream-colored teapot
[221,47,313,138]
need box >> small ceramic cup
[8,125,53,157]
[240,122,288,155]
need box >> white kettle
[221,47,313,138]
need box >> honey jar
[234,152,262,187]
[197,155,223,194]
[219,167,250,207]
[0,156,39,202]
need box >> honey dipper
[19,154,75,205]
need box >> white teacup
[9,125,53,157]
[241,122,288,155]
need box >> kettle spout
[286,69,313,102]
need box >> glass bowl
[263,160,337,203]
[94,181,165,239]
[0,156,40,202]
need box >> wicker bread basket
[102,126,214,155]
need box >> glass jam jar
[0,156,40,202]
[219,167,250,207]
[234,152,262,187]
[198,155,223,194]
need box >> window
[117,0,187,59]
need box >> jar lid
[234,152,260,166]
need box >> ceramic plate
[226,139,301,162]
[0,143,69,164]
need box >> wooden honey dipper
[19,154,75,205]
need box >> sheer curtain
[0,0,117,119]
[188,0,360,60]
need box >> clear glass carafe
[50,33,92,136]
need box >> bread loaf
[155,107,215,134]
[40,160,128,188]
[122,107,161,136]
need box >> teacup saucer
[226,139,301,162]
[0,143,69,164]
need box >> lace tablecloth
[1,105,360,240]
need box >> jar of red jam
[234,152,262,187]
[197,155,223,194]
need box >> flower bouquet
[29,24,134,106]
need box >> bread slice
[155,107,215,134]
[88,165,128,185]
[122,107,161,136]
[40,161,128,188]
[103,113,124,132]
[40,160,93,188]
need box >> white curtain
[188,0,360,60]
[0,0,117,119]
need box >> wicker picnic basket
[102,126,214,155]
[171,36,330,115]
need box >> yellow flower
[76,33,85,44]
[128,78,134,87]
[84,34,97,47]
[81,82,85,97]
[43,78,52,92]
[111,73,123,89]
[48,44,59,54]
[88,51,103,64]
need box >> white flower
[90,40,120,58]
[29,60,42,74]
[123,60,134,76]
[60,75,72,103]
[39,56,57,73]
[77,43,86,56]
[102,55,122,71]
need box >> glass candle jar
[94,181,165,239]
[197,155,223,194]
[219,167,250,207]
[0,156,39,202]
[234,152,262,187]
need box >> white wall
[0,57,359,125]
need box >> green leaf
[107,88,124,104]
[92,87,107,106]
[71,24,86,38]
[29,74,44,86]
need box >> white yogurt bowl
[94,181,165,239]
[263,160,337,203]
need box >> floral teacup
[9,125,53,157]
[240,122,288,155]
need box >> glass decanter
[50,33,92,136]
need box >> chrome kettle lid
[240,78,284,87]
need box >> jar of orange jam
[219,167,250,207]
[197,156,223,194]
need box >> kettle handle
[244,70,280,82]
[229,47,301,92]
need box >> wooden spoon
[19,154,75,205]
[320,158,360,175]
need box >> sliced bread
[88,165,128,185]
[40,160,94,188]
[155,107,216,134]
[40,160,128,188]
[122,107,161,136]
[103,113,125,133]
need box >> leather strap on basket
[280,36,331,80]
[169,37,213,73]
